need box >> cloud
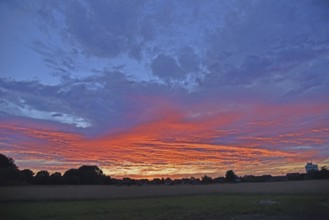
[0,72,184,132]
[0,78,93,128]
[0,99,91,128]
[1,92,328,177]
[5,0,326,92]
[44,0,148,59]
[151,54,184,80]
[201,0,329,92]
[0,111,293,177]
[178,46,201,73]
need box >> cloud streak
[1,97,328,178]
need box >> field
[1,180,329,219]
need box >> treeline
[0,153,224,185]
[286,169,329,181]
[0,154,110,185]
[1,154,329,186]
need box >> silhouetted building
[305,162,318,173]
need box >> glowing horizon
[2,99,328,179]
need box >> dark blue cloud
[1,0,329,131]
[56,0,148,59]
[151,54,184,80]
[3,0,326,92]
[178,47,200,74]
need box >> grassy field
[1,180,328,201]
[1,180,329,219]
[1,194,329,220]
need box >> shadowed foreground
[1,194,329,220]
[1,180,329,220]
[1,180,328,202]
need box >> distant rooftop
[305,162,318,173]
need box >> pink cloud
[1,100,328,178]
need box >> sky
[0,0,329,179]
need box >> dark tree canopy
[0,154,18,169]
[34,170,50,185]
[201,175,213,184]
[78,165,104,184]
[78,165,103,176]
[50,172,62,184]
[0,154,20,185]
[64,168,81,184]
[225,170,236,182]
[20,169,34,183]
[63,166,105,184]
[64,168,80,177]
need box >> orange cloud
[1,101,328,178]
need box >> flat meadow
[1,180,329,219]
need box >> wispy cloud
[1,98,328,178]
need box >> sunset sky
[1,0,329,179]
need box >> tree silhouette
[201,175,213,184]
[225,170,236,183]
[63,166,105,184]
[0,154,18,169]
[78,165,104,184]
[20,169,34,184]
[64,168,81,184]
[35,170,50,185]
[2,153,328,186]
[319,166,329,179]
[164,177,173,185]
[0,154,20,185]
[50,172,62,184]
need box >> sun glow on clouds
[0,100,91,128]
[1,99,328,179]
